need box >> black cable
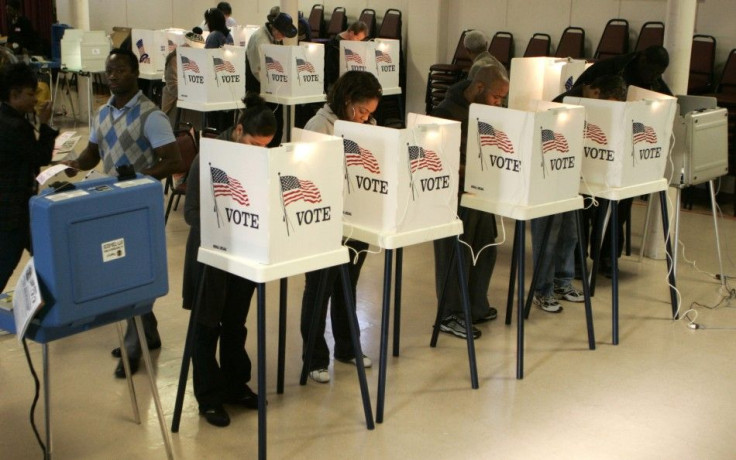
[22,338,47,457]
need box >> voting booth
[564,86,677,189]
[131,29,169,75]
[668,95,729,186]
[259,43,325,99]
[464,101,585,206]
[60,30,111,72]
[333,113,461,234]
[177,45,246,107]
[26,175,168,328]
[199,129,343,265]
[232,24,260,48]
[508,57,587,109]
[339,39,401,92]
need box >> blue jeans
[531,212,578,298]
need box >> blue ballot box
[23,174,169,330]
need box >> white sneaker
[308,368,330,383]
[337,354,373,368]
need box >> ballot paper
[12,258,44,341]
[52,131,81,162]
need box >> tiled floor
[1,111,736,459]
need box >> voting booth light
[508,57,587,110]
[61,30,111,72]
[338,39,401,92]
[177,45,246,106]
[199,130,344,265]
[27,175,169,328]
[334,113,461,234]
[564,85,677,189]
[232,24,260,48]
[259,43,325,98]
[465,101,585,207]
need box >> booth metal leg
[709,180,727,290]
[339,264,375,429]
[515,221,526,380]
[256,283,267,460]
[277,279,287,394]
[523,217,553,320]
[42,343,52,460]
[392,248,403,357]
[116,322,140,424]
[505,225,519,325]
[659,191,678,318]
[610,201,620,345]
[575,210,596,350]
[589,199,610,296]
[454,238,479,389]
[672,187,682,279]
[171,266,207,432]
[375,249,393,424]
[300,271,331,385]
[134,316,174,460]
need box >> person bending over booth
[431,65,509,340]
[528,75,627,314]
[300,70,383,384]
[570,46,672,276]
[182,93,276,427]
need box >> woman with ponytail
[183,94,276,427]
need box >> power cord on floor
[22,338,47,457]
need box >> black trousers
[300,240,368,370]
[192,272,256,409]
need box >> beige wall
[56,0,736,116]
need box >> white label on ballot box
[44,189,88,202]
[101,238,126,262]
[114,177,156,188]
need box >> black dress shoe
[199,405,230,427]
[114,357,140,379]
[111,340,162,358]
[226,385,262,410]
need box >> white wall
[56,0,736,116]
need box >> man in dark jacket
[571,46,672,276]
[431,64,508,339]
[0,62,57,291]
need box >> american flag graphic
[168,39,176,53]
[136,39,150,64]
[375,49,392,64]
[213,57,236,73]
[344,49,363,64]
[478,121,514,154]
[541,129,569,154]
[296,58,316,73]
[408,145,443,173]
[584,121,608,145]
[343,139,381,174]
[181,56,200,73]
[632,122,658,144]
[211,167,250,206]
[265,56,284,73]
[280,175,322,206]
[565,76,574,91]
